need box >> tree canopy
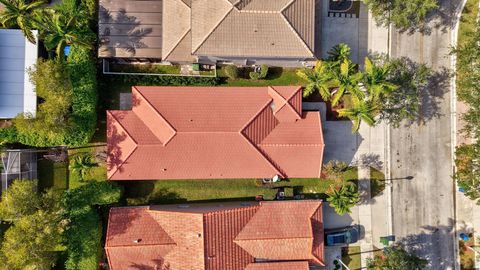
[363,0,438,30]
[326,183,359,215]
[0,180,66,270]
[366,244,428,270]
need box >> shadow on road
[400,0,458,35]
[396,218,456,269]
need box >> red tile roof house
[106,86,324,180]
[105,200,325,270]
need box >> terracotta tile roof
[105,200,324,270]
[107,86,324,180]
[245,261,309,270]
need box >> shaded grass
[68,146,107,190]
[342,246,362,270]
[217,67,307,86]
[370,167,386,197]
[121,168,359,205]
[37,159,68,191]
[109,63,181,75]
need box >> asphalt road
[389,0,463,269]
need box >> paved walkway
[305,101,389,269]
[357,165,374,266]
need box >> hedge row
[63,181,122,270]
[0,46,98,147]
[65,46,98,146]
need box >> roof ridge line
[203,204,261,216]
[316,112,323,178]
[239,98,273,132]
[280,9,315,57]
[105,242,177,248]
[259,143,324,146]
[281,0,296,12]
[239,132,284,178]
[106,111,139,180]
[133,87,177,145]
[192,4,234,53]
[162,15,191,59]
[234,236,313,242]
[285,87,303,118]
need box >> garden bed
[218,66,308,86]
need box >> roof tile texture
[105,201,324,270]
[107,86,324,180]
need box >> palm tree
[363,57,399,102]
[330,59,364,106]
[0,0,45,43]
[337,98,377,133]
[69,154,98,181]
[39,10,94,56]
[297,61,333,100]
[328,43,351,63]
[326,183,359,215]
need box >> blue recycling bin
[64,45,71,56]
[460,233,470,241]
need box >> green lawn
[342,246,362,270]
[68,145,107,189]
[109,63,181,75]
[370,167,386,197]
[120,168,358,205]
[218,67,308,86]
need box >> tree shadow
[351,153,383,170]
[415,66,451,126]
[99,6,154,57]
[397,0,459,35]
[106,113,128,175]
[395,218,456,269]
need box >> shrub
[223,65,239,79]
[0,180,66,270]
[106,74,219,87]
[66,46,98,146]
[259,64,269,79]
[0,127,18,144]
[13,59,74,146]
[63,181,122,270]
[249,71,260,80]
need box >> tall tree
[38,10,94,57]
[328,43,351,65]
[363,57,399,102]
[337,99,377,133]
[331,60,364,106]
[297,61,333,100]
[0,0,45,43]
[326,183,359,215]
[0,179,40,221]
[367,244,428,270]
[0,180,66,270]
[363,0,438,30]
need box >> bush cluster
[222,65,239,80]
[3,46,98,147]
[105,73,220,86]
[62,181,122,270]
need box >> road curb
[451,0,469,269]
